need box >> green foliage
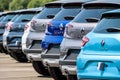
[27,0,55,8]
[0,0,12,11]
[0,0,56,11]
[9,0,31,11]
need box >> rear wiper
[106,27,120,32]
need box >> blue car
[41,2,82,80]
[77,9,120,80]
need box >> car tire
[67,75,77,80]
[48,67,67,80]
[32,61,49,76]
[11,52,28,62]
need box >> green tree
[27,0,55,8]
[0,0,12,11]
[9,0,31,11]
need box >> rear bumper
[42,58,59,67]
[27,53,42,61]
[7,45,22,53]
[61,65,76,75]
[77,54,120,79]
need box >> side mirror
[64,16,74,20]
[85,17,100,22]
[22,19,30,22]
[47,14,54,19]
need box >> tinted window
[53,8,80,21]
[37,7,61,19]
[14,13,35,23]
[11,14,20,22]
[94,17,120,33]
[73,8,113,23]
[0,16,5,22]
[1,14,15,22]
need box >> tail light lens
[64,24,73,38]
[5,24,13,31]
[31,20,37,27]
[47,22,53,27]
[24,24,29,31]
[81,36,89,47]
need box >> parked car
[40,2,82,80]
[6,9,40,62]
[59,0,120,79]
[77,9,120,80]
[22,1,62,76]
[0,11,17,53]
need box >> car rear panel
[77,54,120,79]
[83,32,120,56]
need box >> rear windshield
[0,16,5,22]
[14,13,35,23]
[36,7,61,19]
[53,8,80,21]
[73,8,116,23]
[11,14,20,22]
[93,16,120,33]
[1,14,15,22]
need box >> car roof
[84,0,120,5]
[101,9,120,19]
[45,0,94,6]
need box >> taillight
[5,24,13,31]
[81,36,89,47]
[64,24,73,38]
[31,20,37,27]
[47,22,53,27]
[24,24,29,31]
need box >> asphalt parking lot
[0,53,53,80]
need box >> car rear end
[23,3,62,62]
[6,10,38,62]
[0,12,17,53]
[77,8,120,80]
[59,0,120,79]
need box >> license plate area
[30,40,42,49]
[46,44,60,54]
[65,49,80,60]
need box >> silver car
[22,1,62,76]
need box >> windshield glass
[53,8,80,21]
[73,8,113,23]
[1,14,15,22]
[0,16,5,22]
[36,7,61,19]
[14,13,35,23]
[94,17,120,33]
[11,14,20,22]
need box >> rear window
[73,4,120,23]
[14,13,35,23]
[11,14,20,22]
[73,8,113,23]
[0,16,5,22]
[1,14,15,22]
[53,8,80,21]
[36,7,61,19]
[93,16,120,33]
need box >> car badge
[59,23,63,30]
[101,40,105,47]
[18,24,21,28]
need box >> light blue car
[77,9,120,80]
